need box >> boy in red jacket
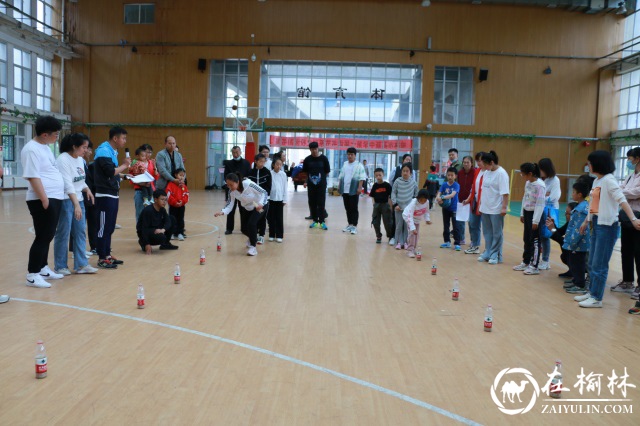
[165,168,189,241]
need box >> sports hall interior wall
[64,0,624,190]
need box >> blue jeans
[588,216,619,301]
[468,212,482,248]
[134,189,146,223]
[480,213,504,262]
[54,199,88,271]
[456,220,465,243]
[541,237,551,262]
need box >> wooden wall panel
[65,0,624,189]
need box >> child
[129,147,153,206]
[513,163,546,275]
[165,168,189,241]
[562,181,591,294]
[268,157,288,242]
[214,173,269,256]
[436,167,461,250]
[249,154,272,244]
[391,163,418,250]
[369,168,394,244]
[402,189,432,258]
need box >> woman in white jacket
[215,172,268,256]
[575,151,640,308]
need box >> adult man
[362,159,369,195]
[302,142,331,229]
[338,147,366,235]
[94,126,131,269]
[22,116,64,288]
[137,189,179,254]
[223,145,251,234]
[448,148,462,172]
[252,145,272,170]
[156,136,186,191]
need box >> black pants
[27,199,62,273]
[257,203,269,237]
[308,183,327,223]
[342,194,359,226]
[621,225,640,283]
[96,196,119,259]
[137,216,176,250]
[567,251,588,288]
[169,205,186,235]
[240,207,267,246]
[442,208,460,244]
[550,222,570,267]
[268,201,284,238]
[372,202,394,239]
[225,191,241,232]
[522,210,542,268]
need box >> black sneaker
[558,271,572,278]
[225,230,233,235]
[98,259,118,269]
[376,238,382,244]
[107,256,124,265]
[159,243,179,250]
[305,216,313,220]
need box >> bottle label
[200,257,206,265]
[137,296,145,306]
[431,267,437,275]
[416,253,422,261]
[484,320,492,329]
[36,357,47,373]
[217,244,222,252]
[174,275,181,282]
[452,290,459,299]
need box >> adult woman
[456,155,476,246]
[574,150,640,308]
[53,133,98,274]
[214,172,269,256]
[462,152,485,255]
[538,158,561,270]
[612,147,640,299]
[477,151,510,265]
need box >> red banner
[269,136,412,151]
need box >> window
[433,67,475,125]
[622,9,640,58]
[12,0,31,25]
[613,143,639,180]
[0,43,7,101]
[207,59,249,117]
[2,135,15,161]
[36,0,54,35]
[13,47,31,107]
[432,137,473,172]
[124,4,155,24]
[618,69,640,131]
[37,57,52,111]
[260,61,423,123]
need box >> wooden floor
[0,186,638,425]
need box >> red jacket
[166,181,189,207]
[468,168,483,216]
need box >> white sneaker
[76,265,98,274]
[171,234,179,240]
[350,227,357,235]
[246,239,251,248]
[513,262,529,271]
[477,256,488,262]
[115,224,122,229]
[0,295,9,303]
[257,236,264,245]
[342,225,352,232]
[538,261,551,270]
[488,259,498,265]
[578,297,602,308]
[464,246,480,254]
[574,293,591,302]
[247,246,257,256]
[85,251,94,257]
[26,273,51,288]
[523,266,540,275]
[269,237,275,242]
[40,266,64,280]
[177,234,185,241]
[276,238,283,243]
[389,238,396,246]
[55,268,72,276]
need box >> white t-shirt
[21,139,65,201]
[544,176,561,209]
[479,166,510,215]
[342,161,356,194]
[56,152,88,202]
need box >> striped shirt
[391,177,418,209]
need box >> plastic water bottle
[484,304,493,332]
[217,237,222,252]
[200,248,206,265]
[416,246,422,261]
[174,263,181,283]
[137,283,145,309]
[35,340,47,379]
[550,360,563,399]
[431,257,437,275]
[452,278,459,301]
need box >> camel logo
[490,368,541,415]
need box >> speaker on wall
[198,58,206,73]
[479,69,489,82]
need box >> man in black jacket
[222,145,251,234]
[137,189,178,254]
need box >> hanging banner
[269,135,412,151]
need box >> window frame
[124,3,156,24]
